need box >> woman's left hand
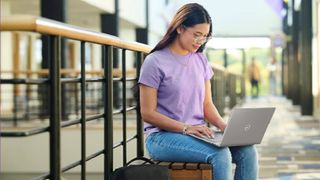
[186,125,214,138]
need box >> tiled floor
[240,96,320,180]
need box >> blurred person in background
[248,57,261,98]
[267,57,278,95]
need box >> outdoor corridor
[239,96,320,179]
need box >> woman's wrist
[182,124,190,135]
[218,120,227,131]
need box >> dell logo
[244,124,251,131]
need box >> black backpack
[111,157,171,180]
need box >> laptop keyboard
[203,132,223,143]
[189,131,224,145]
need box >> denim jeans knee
[207,147,233,180]
[230,145,258,180]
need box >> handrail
[1,68,242,79]
[210,63,226,72]
[0,15,151,53]
[0,15,245,76]
[0,69,137,77]
[210,63,243,76]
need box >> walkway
[240,96,320,179]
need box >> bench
[155,161,212,180]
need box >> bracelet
[182,125,190,135]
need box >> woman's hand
[186,125,214,138]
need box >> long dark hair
[150,3,212,53]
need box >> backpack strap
[126,157,155,166]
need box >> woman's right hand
[186,125,214,138]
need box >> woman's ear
[176,25,185,34]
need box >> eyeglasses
[192,33,212,44]
[182,25,212,44]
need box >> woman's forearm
[204,102,226,131]
[141,110,185,133]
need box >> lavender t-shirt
[138,48,214,136]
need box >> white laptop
[189,107,275,147]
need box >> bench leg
[201,169,212,180]
[171,169,212,180]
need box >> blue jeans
[146,131,258,180]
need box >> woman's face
[177,23,211,52]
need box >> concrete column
[291,0,300,105]
[40,0,68,120]
[41,0,67,68]
[299,0,313,115]
[100,0,120,109]
[136,0,149,45]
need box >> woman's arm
[203,80,227,132]
[140,83,214,137]
[139,84,186,133]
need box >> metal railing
[0,15,149,180]
[1,68,137,124]
[0,15,245,180]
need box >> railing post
[241,75,245,99]
[80,41,86,180]
[13,32,20,126]
[121,49,127,166]
[104,45,113,180]
[49,35,61,180]
[229,74,236,108]
[212,70,225,116]
[136,52,144,157]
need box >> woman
[138,3,258,180]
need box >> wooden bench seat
[155,161,212,180]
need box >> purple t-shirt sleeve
[138,54,162,89]
[200,53,214,80]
